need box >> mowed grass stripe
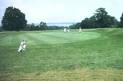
[25,33,59,44]
[22,32,69,45]
[0,32,20,46]
[0,31,100,46]
[17,33,42,46]
[41,31,101,43]
[26,32,72,44]
[24,31,101,44]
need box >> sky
[0,0,123,24]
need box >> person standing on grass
[79,27,82,32]
[67,27,70,32]
[18,40,26,52]
[64,27,67,32]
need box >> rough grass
[0,28,123,81]
[1,68,123,81]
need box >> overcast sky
[0,0,123,24]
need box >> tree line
[1,6,123,31]
[25,22,62,31]
[70,8,123,29]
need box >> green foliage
[25,23,34,31]
[47,26,62,30]
[80,8,119,28]
[69,23,81,29]
[1,6,27,31]
[95,8,118,27]
[25,22,48,31]
[39,21,47,30]
[25,22,63,31]
[81,17,97,28]
[95,8,108,27]
[0,26,2,32]
[120,13,123,27]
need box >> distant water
[47,23,76,27]
[31,22,77,27]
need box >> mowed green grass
[0,28,123,81]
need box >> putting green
[0,31,100,46]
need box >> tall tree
[39,21,47,30]
[120,13,123,27]
[94,8,109,27]
[1,6,27,31]
[80,7,118,28]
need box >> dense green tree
[94,8,109,27]
[1,6,27,31]
[81,18,92,28]
[94,8,118,28]
[47,26,62,30]
[80,16,97,29]
[0,26,2,31]
[25,22,49,31]
[80,7,118,28]
[69,23,81,29]
[39,21,47,30]
[69,24,76,29]
[26,24,35,31]
[120,13,123,27]
[106,16,119,27]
